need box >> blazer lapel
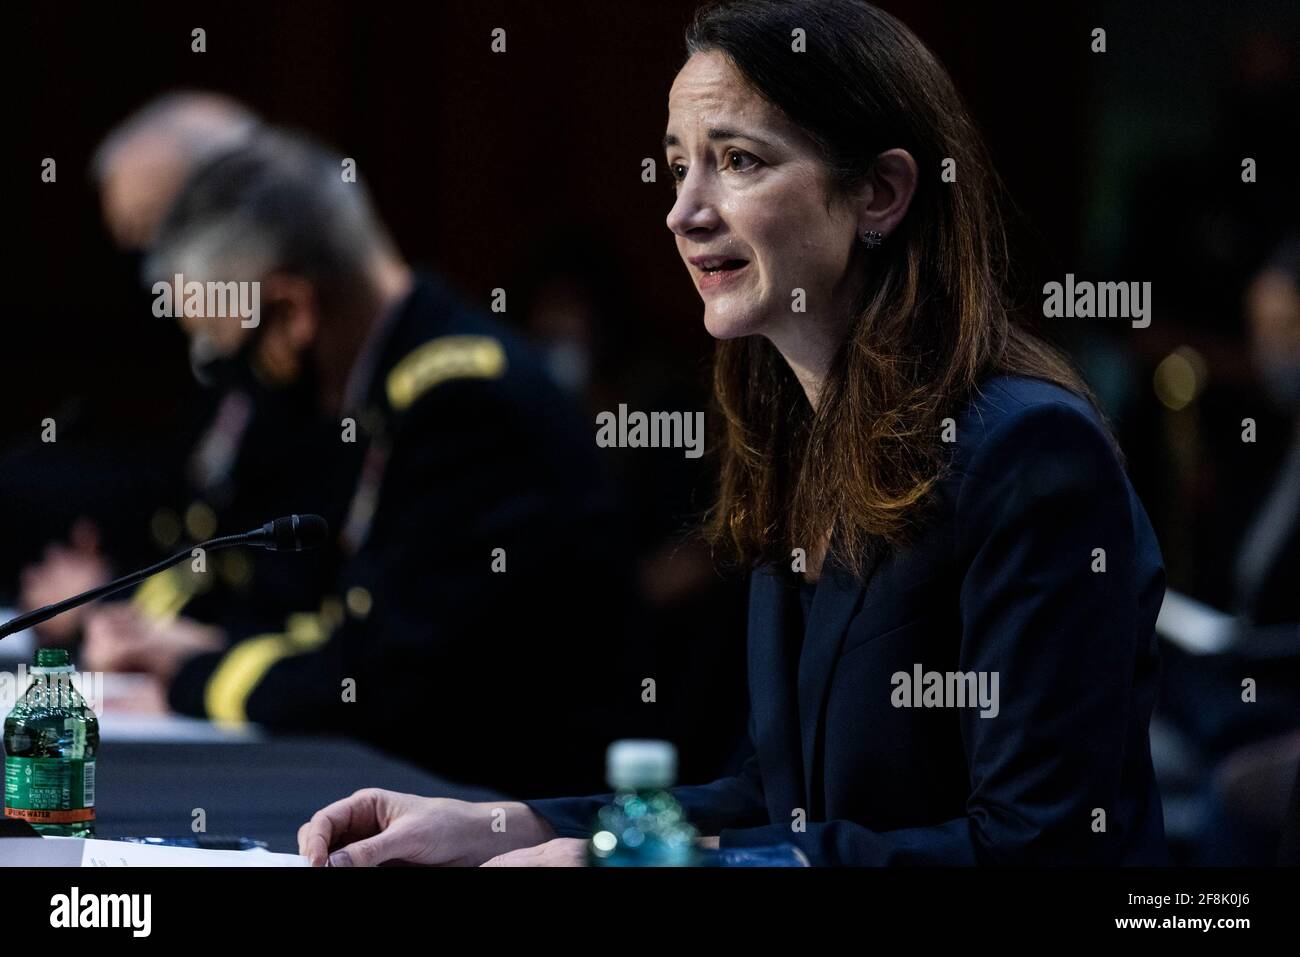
[747,565,805,813]
[797,546,881,810]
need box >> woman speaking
[298,0,1167,866]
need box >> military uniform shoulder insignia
[386,335,507,411]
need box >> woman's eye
[725,149,758,172]
[669,163,687,183]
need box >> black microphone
[0,514,329,640]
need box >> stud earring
[861,229,884,248]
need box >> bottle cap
[606,739,677,790]
[35,648,71,668]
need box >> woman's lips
[698,260,749,290]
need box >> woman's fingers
[325,830,405,868]
[299,789,386,866]
[299,794,532,867]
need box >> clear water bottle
[588,739,698,866]
[3,648,99,836]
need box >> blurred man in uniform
[82,129,629,796]
[9,93,259,643]
[13,95,344,653]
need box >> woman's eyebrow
[663,128,777,151]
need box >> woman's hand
[480,838,588,866]
[297,790,554,867]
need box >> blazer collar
[747,566,805,810]
[796,544,882,810]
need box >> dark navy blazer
[527,375,1169,865]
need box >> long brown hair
[691,0,1109,577]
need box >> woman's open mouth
[692,257,750,290]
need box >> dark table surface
[90,736,504,854]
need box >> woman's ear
[856,148,918,241]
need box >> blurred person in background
[1109,26,1300,612]
[1238,238,1300,644]
[79,128,630,797]
[4,92,269,650]
[94,92,260,253]
[1155,236,1300,863]
[10,94,345,666]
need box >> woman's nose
[666,174,721,237]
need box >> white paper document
[0,837,307,867]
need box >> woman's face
[665,51,862,342]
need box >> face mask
[189,326,264,391]
[1258,358,1300,412]
[189,321,322,411]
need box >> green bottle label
[4,756,96,824]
